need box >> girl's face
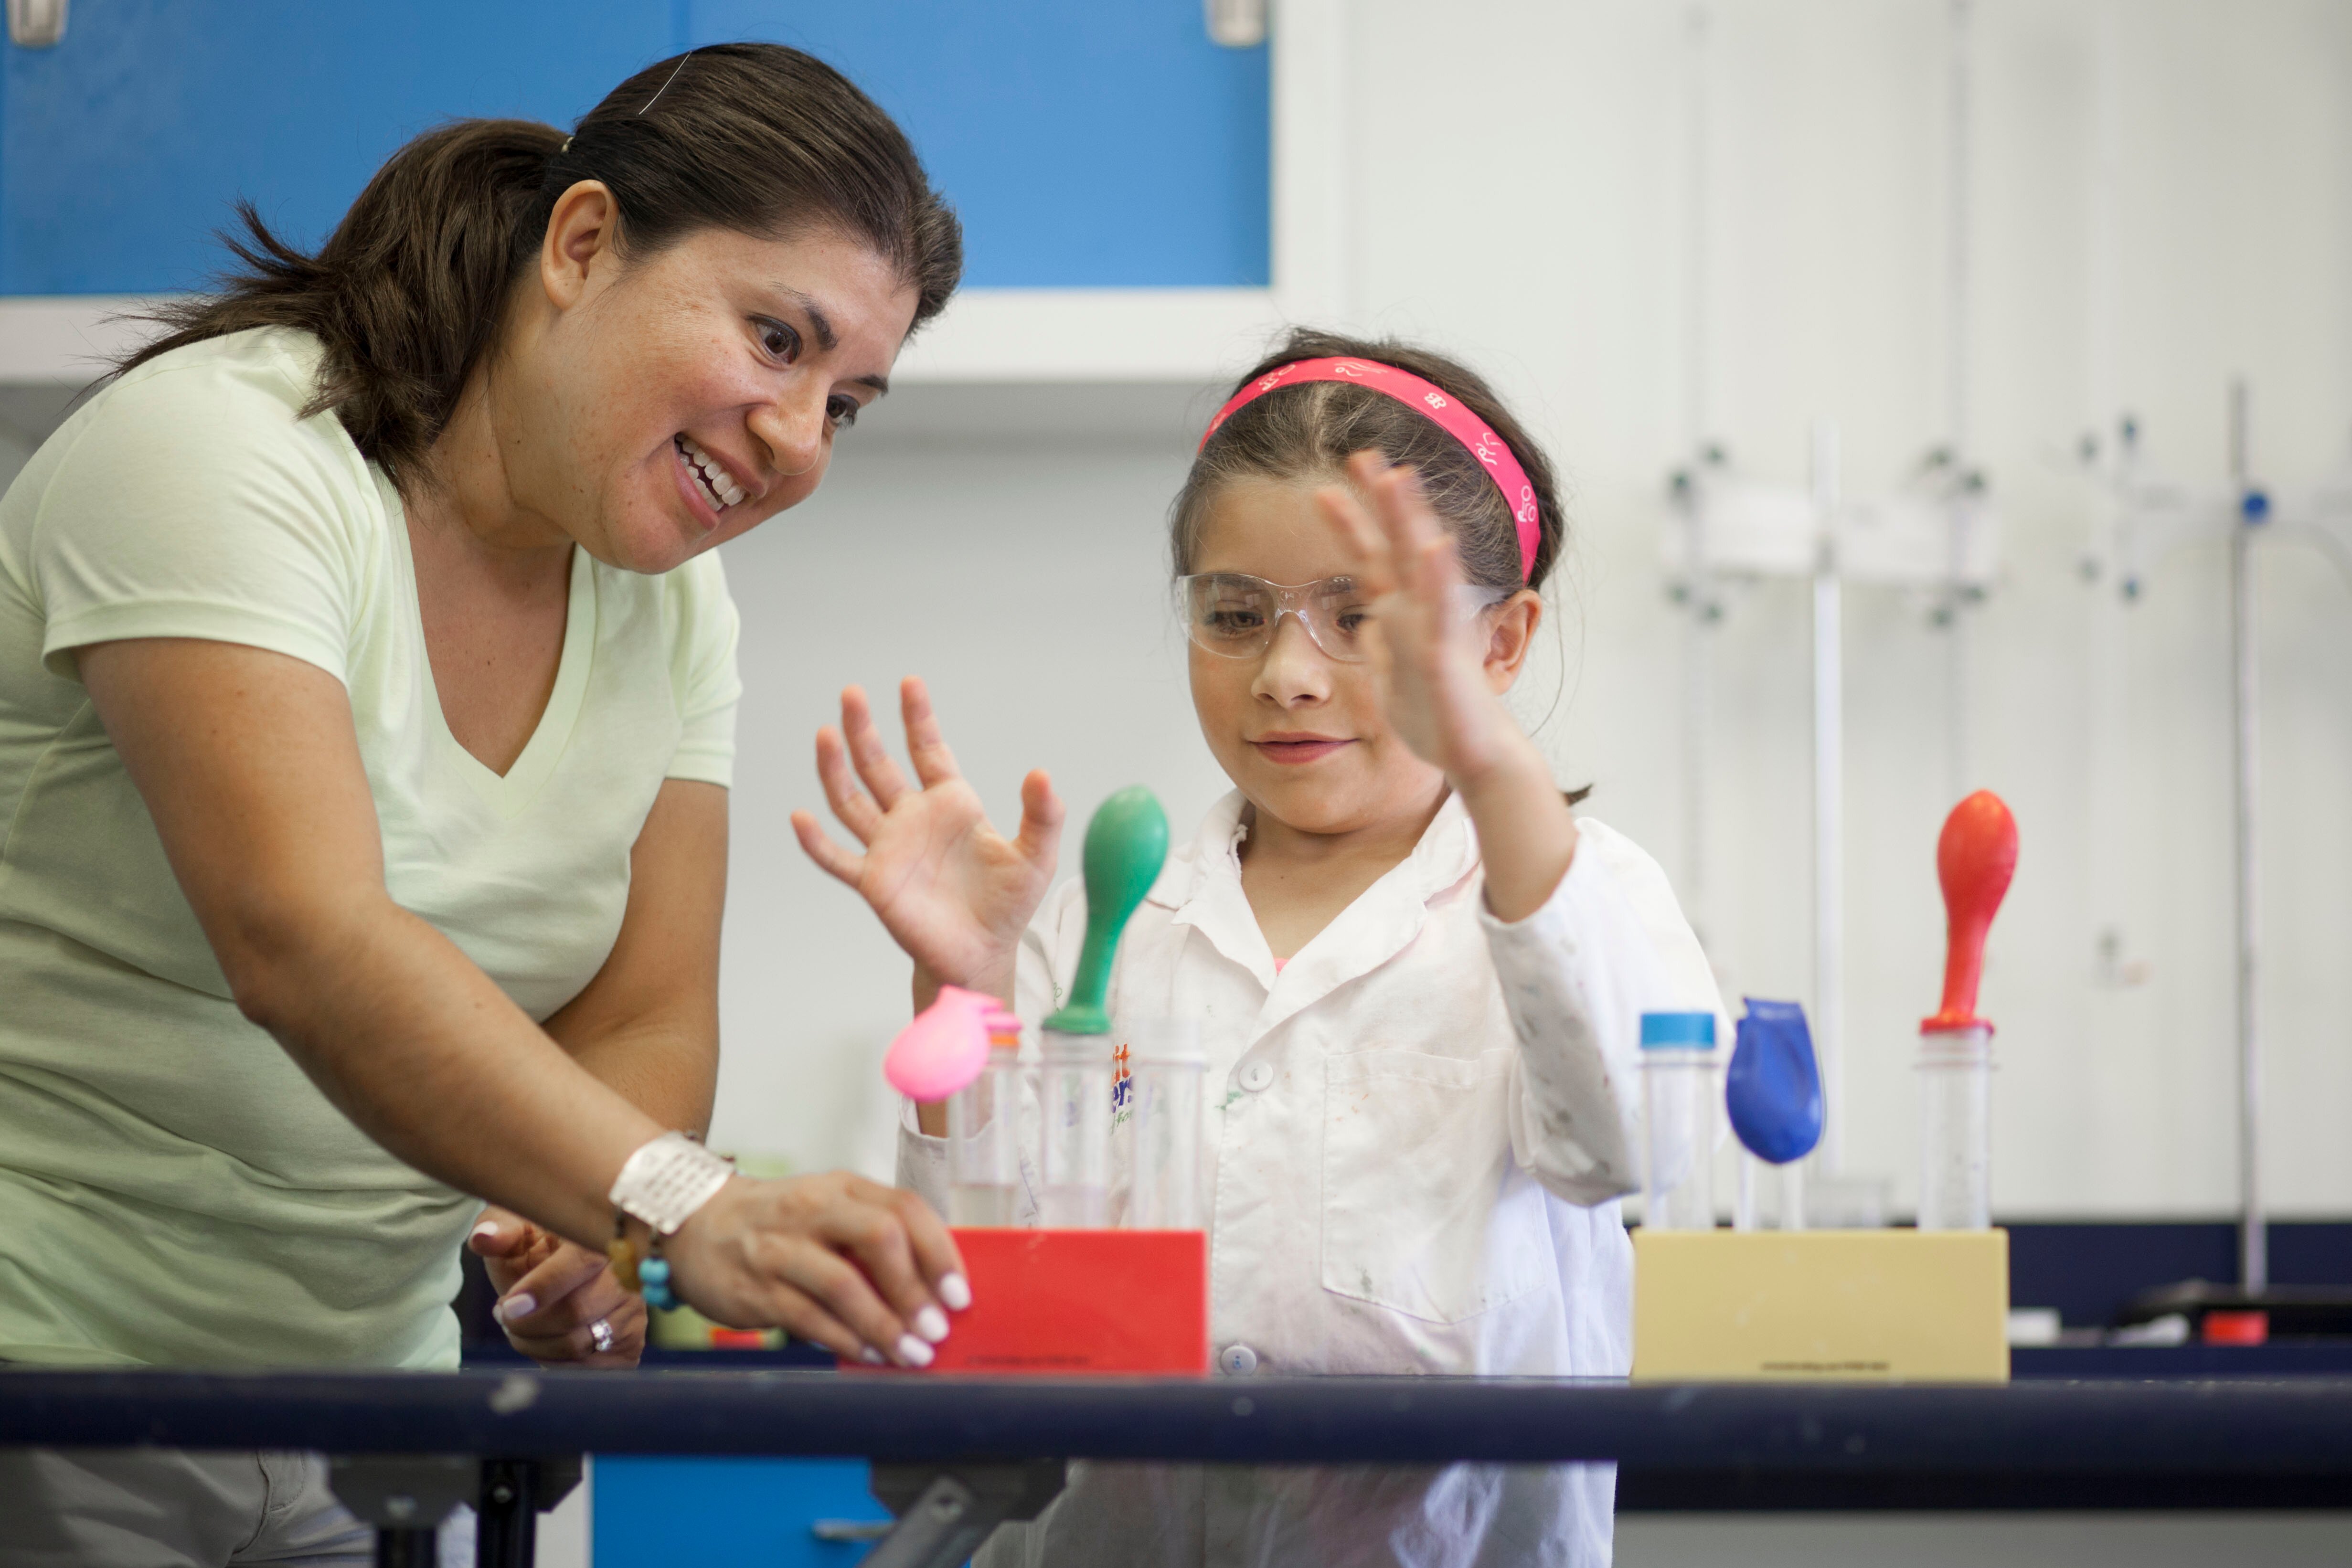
[1186,477,1453,838]
[505,186,920,574]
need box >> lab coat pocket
[1321,1049,1544,1324]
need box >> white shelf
[0,296,165,384]
[0,287,1292,391]
[895,288,1289,384]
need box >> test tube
[1916,1023,1992,1229]
[947,1008,1024,1227]
[1124,1019,1206,1230]
[1732,1154,1804,1231]
[1039,1028,1111,1227]
[1640,1011,1719,1230]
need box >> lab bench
[7,1365,2352,1566]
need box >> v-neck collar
[406,526,598,822]
[1157,790,1482,1035]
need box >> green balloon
[1042,785,1170,1036]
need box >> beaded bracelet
[606,1222,679,1311]
[605,1131,732,1312]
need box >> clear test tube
[1039,1028,1112,1227]
[1125,1019,1206,1230]
[1640,1011,1719,1231]
[947,1009,1023,1226]
[1732,1155,1803,1231]
[1916,1023,1992,1229]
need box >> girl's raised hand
[1320,451,1578,923]
[1317,452,1522,787]
[791,677,1063,1002]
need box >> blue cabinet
[695,3,1268,287]
[0,2,670,296]
[0,1,1267,296]
[595,1456,894,1566]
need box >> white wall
[709,394,1235,1175]
[713,0,2352,1218]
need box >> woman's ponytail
[122,120,561,486]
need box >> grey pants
[0,1449,379,1568]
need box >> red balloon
[1924,790,2018,1031]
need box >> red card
[843,1228,1209,1375]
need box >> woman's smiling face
[1185,476,1451,837]
[507,191,919,574]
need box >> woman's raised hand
[791,677,1063,1001]
[1317,452,1523,787]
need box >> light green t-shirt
[0,327,741,1368]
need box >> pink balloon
[884,985,996,1102]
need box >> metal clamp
[328,1453,583,1568]
[476,1456,583,1568]
[6,0,65,48]
[858,1458,1068,1568]
[328,1455,472,1568]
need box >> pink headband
[1199,356,1541,580]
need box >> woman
[0,44,978,1561]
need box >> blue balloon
[1726,998,1825,1165]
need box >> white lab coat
[899,790,1727,1568]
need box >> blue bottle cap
[1639,1010,1716,1049]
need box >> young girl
[792,329,1725,1566]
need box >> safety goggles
[1174,573,1508,664]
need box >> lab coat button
[1219,1343,1259,1376]
[1240,1062,1274,1092]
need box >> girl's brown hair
[1173,328,1587,799]
[119,44,962,487]
[1171,328,1568,592]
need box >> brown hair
[1173,328,1587,799]
[1171,328,1569,593]
[118,43,962,487]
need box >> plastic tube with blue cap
[1640,1011,1719,1230]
